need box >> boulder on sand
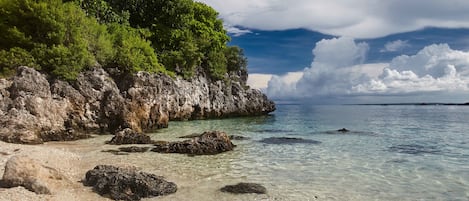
[84,165,177,201]
[0,156,66,194]
[152,131,234,155]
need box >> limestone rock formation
[84,165,177,201]
[0,156,66,194]
[0,67,275,144]
[152,131,234,155]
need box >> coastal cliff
[0,66,275,144]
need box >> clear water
[50,104,469,200]
[155,104,469,201]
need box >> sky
[197,0,469,104]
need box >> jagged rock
[1,67,275,144]
[152,131,234,155]
[84,165,177,201]
[119,146,150,153]
[259,137,321,145]
[0,156,65,194]
[220,183,267,194]
[108,128,153,145]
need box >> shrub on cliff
[0,0,113,80]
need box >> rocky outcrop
[0,67,275,144]
[220,182,267,194]
[84,165,177,201]
[152,131,234,155]
[0,156,66,194]
[107,128,154,145]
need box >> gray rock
[84,165,177,201]
[1,66,275,144]
[108,128,153,145]
[152,131,234,155]
[220,182,267,194]
[0,156,65,194]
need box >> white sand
[0,137,274,201]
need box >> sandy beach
[0,135,274,201]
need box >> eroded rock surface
[152,131,234,155]
[0,156,66,194]
[0,67,275,144]
[84,165,177,201]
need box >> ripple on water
[388,144,442,155]
[259,137,321,145]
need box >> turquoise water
[154,104,469,200]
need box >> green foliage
[0,47,37,77]
[225,46,248,72]
[107,24,164,74]
[105,0,231,80]
[0,0,247,81]
[68,0,129,24]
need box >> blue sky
[198,0,469,103]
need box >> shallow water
[47,104,469,201]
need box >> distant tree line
[0,0,247,81]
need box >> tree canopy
[0,0,247,81]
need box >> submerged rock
[118,146,150,153]
[152,131,234,155]
[0,156,66,194]
[260,137,321,145]
[220,182,267,194]
[388,144,441,155]
[84,165,177,201]
[108,128,153,145]
[229,135,250,140]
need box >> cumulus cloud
[197,0,469,38]
[380,40,410,52]
[263,37,469,103]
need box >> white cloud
[264,37,469,103]
[247,74,272,90]
[197,0,469,38]
[224,24,253,36]
[380,40,410,52]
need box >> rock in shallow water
[84,165,177,201]
[108,128,154,145]
[259,137,321,145]
[152,131,234,155]
[220,182,267,194]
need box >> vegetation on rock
[0,0,247,81]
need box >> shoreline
[0,135,273,201]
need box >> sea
[52,104,469,201]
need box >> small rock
[259,137,321,145]
[229,135,250,140]
[119,146,150,153]
[0,156,65,194]
[108,128,153,145]
[152,131,234,155]
[84,165,177,201]
[337,128,350,133]
[220,182,267,194]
